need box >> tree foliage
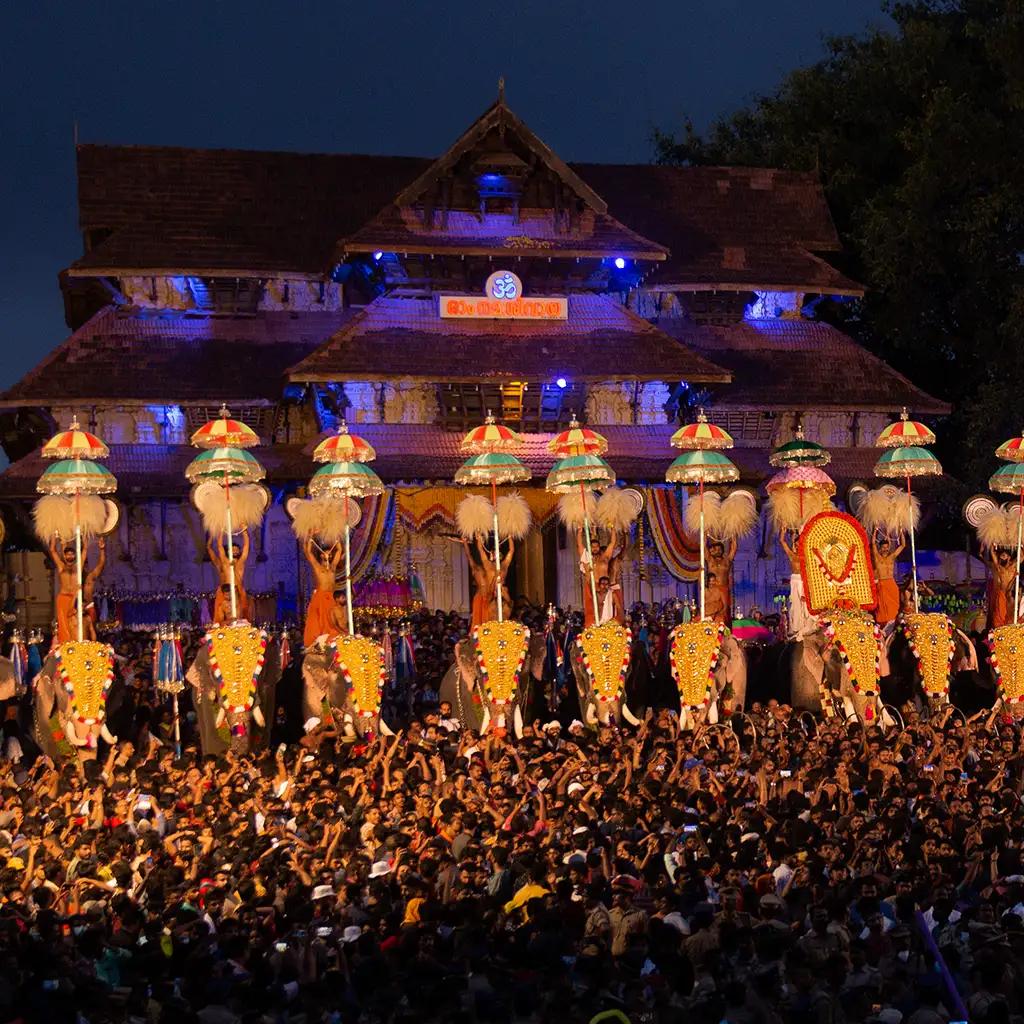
[655,0,1024,490]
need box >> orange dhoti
[471,590,489,629]
[875,579,900,625]
[304,589,336,647]
[988,579,1010,631]
[55,592,75,644]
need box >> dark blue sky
[1,0,889,392]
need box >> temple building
[0,94,948,627]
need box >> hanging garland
[333,634,386,719]
[669,621,727,709]
[473,620,530,706]
[55,640,115,725]
[901,612,954,699]
[820,611,881,720]
[577,622,632,705]
[205,625,268,715]
[988,624,1024,704]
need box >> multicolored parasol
[875,408,936,449]
[190,405,260,449]
[309,460,386,635]
[666,449,739,621]
[874,436,942,612]
[37,421,116,643]
[548,415,608,457]
[991,453,1024,624]
[765,465,837,495]
[41,418,110,461]
[996,432,1024,464]
[313,420,377,464]
[454,438,530,622]
[670,409,733,451]
[188,408,265,623]
[769,424,831,468]
[460,413,524,455]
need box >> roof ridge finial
[498,76,505,104]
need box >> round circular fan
[846,483,869,514]
[190,481,221,513]
[100,499,120,536]
[728,487,758,509]
[620,488,645,517]
[963,494,998,528]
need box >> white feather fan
[596,487,640,533]
[497,493,531,540]
[977,507,1019,550]
[767,489,834,533]
[684,491,722,537]
[717,492,759,540]
[290,496,356,545]
[197,484,268,538]
[557,491,597,529]
[33,495,107,542]
[456,495,493,539]
[858,487,919,535]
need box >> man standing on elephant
[47,537,79,644]
[208,528,250,624]
[871,530,904,626]
[705,537,736,625]
[303,538,341,646]
[82,538,106,640]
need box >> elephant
[32,652,121,761]
[187,638,282,756]
[300,643,395,740]
[666,630,748,730]
[439,633,547,737]
[570,636,659,728]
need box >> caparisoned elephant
[187,638,282,756]
[300,642,395,739]
[669,628,747,730]
[438,633,546,737]
[33,652,120,762]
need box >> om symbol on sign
[490,272,520,300]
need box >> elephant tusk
[63,718,87,747]
[379,719,395,737]
[621,702,641,727]
[215,708,226,729]
[707,701,719,725]
[585,702,598,726]
[513,705,524,739]
[100,723,117,745]
[480,708,491,734]
[252,706,265,728]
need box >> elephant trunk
[100,722,117,745]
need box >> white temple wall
[50,405,187,445]
[119,276,342,312]
[585,383,671,426]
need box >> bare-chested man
[577,529,621,626]
[208,528,250,624]
[987,546,1017,629]
[303,539,341,645]
[779,529,814,638]
[48,538,79,643]
[872,531,905,625]
[453,535,513,626]
[705,537,736,624]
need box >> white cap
[303,717,321,734]
[342,925,362,943]
[369,860,392,879]
[311,884,334,901]
[566,782,585,796]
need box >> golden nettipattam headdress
[473,620,530,706]
[669,621,727,710]
[798,511,878,613]
[204,625,268,715]
[902,612,954,700]
[820,610,881,719]
[333,634,386,719]
[577,622,632,705]
[989,624,1024,705]
[56,640,115,725]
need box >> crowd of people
[0,604,1021,1024]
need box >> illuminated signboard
[439,269,569,320]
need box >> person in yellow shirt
[502,865,550,918]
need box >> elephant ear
[186,647,211,692]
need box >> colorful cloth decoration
[669,621,727,709]
[333,634,386,718]
[645,487,700,582]
[988,623,1024,704]
[577,622,632,705]
[902,612,954,700]
[473,620,530,706]
[205,625,268,715]
[396,487,560,532]
[55,641,115,725]
[798,511,877,613]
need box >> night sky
[2,0,888,392]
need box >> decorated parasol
[769,423,831,468]
[313,420,377,464]
[874,438,942,613]
[666,449,739,620]
[309,460,386,635]
[547,420,614,624]
[454,433,530,623]
[38,427,116,642]
[670,409,733,451]
[990,461,1024,623]
[187,408,264,624]
[876,407,936,449]
[996,431,1024,463]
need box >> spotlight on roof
[613,257,626,270]
[373,251,384,262]
[556,377,568,389]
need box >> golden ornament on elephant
[989,623,1024,705]
[333,634,386,719]
[669,621,727,710]
[56,640,114,725]
[473,620,530,706]
[205,625,268,714]
[902,612,954,700]
[577,622,632,705]
[820,610,881,718]
[798,511,878,613]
